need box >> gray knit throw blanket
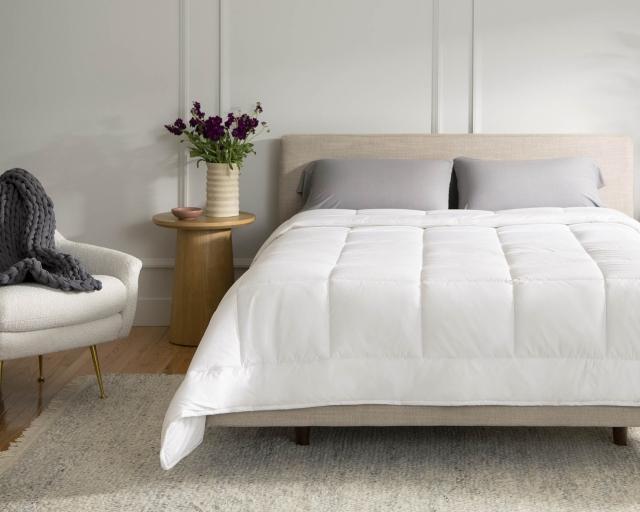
[0,168,101,291]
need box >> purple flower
[163,100,265,163]
[232,113,261,140]
[232,127,248,140]
[191,101,204,119]
[231,114,255,140]
[164,118,186,136]
[189,116,205,135]
[203,116,224,141]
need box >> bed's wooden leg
[613,427,628,446]
[294,427,310,446]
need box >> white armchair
[0,232,142,398]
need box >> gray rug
[2,375,640,512]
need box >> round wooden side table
[152,211,256,346]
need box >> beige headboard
[279,134,634,222]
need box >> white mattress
[160,207,640,469]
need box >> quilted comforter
[160,207,640,469]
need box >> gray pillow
[453,157,605,210]
[298,159,453,211]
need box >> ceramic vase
[206,163,239,217]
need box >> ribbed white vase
[206,163,239,218]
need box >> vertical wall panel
[476,0,640,132]
[439,0,474,133]
[226,0,435,257]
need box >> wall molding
[218,0,229,114]
[140,258,176,269]
[469,0,478,134]
[178,0,190,207]
[431,0,440,134]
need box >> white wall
[1,0,639,325]
[474,0,640,215]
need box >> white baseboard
[140,257,252,269]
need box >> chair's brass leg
[0,360,3,387]
[89,345,106,399]
[37,355,45,382]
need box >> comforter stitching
[568,225,609,356]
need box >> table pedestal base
[169,229,234,347]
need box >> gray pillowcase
[453,157,605,210]
[298,159,453,211]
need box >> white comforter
[160,207,640,469]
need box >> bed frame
[207,134,635,446]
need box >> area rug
[2,375,640,511]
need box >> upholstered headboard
[279,134,634,222]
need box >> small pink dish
[171,207,203,220]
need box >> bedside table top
[152,211,256,230]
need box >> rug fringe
[0,375,93,477]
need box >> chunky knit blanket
[0,168,101,291]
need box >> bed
[160,134,637,470]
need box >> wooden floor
[0,326,195,451]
